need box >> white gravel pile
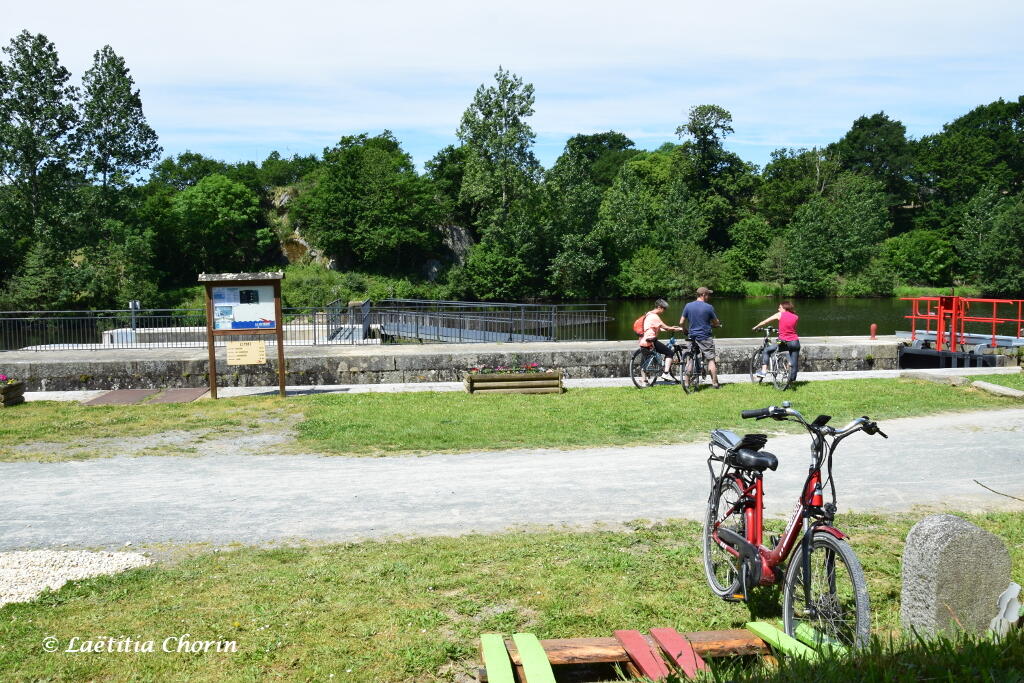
[0,550,152,607]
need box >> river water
[604,298,912,341]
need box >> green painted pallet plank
[480,633,515,683]
[794,623,849,657]
[512,633,557,683]
[746,622,819,661]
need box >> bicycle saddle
[729,448,779,472]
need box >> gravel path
[2,407,1022,550]
[0,550,151,606]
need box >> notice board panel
[212,285,277,329]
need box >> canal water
[605,298,912,341]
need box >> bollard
[870,323,877,340]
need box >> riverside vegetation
[0,377,1020,462]
[0,512,1020,681]
[2,31,1024,314]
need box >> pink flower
[0,374,7,382]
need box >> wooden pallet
[477,628,768,682]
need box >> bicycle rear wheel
[782,531,870,648]
[680,350,700,394]
[773,355,792,391]
[703,476,746,597]
[629,349,656,389]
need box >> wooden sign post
[199,272,285,399]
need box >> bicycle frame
[715,467,832,586]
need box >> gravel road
[2,408,1022,550]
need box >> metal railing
[371,299,607,343]
[0,300,608,351]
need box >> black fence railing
[372,299,607,343]
[0,300,608,351]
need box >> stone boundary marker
[901,514,1012,636]
[971,380,1024,399]
[900,371,970,386]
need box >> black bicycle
[749,327,794,391]
[679,337,709,394]
[629,337,683,388]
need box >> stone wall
[0,336,905,391]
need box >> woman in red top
[752,301,800,382]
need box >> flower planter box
[463,371,564,394]
[0,381,26,407]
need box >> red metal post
[870,323,877,340]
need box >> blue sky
[6,0,1024,171]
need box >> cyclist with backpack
[634,298,683,383]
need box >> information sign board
[211,285,277,330]
[226,341,268,365]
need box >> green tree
[675,104,735,192]
[880,229,954,285]
[959,191,1024,296]
[757,147,841,230]
[674,105,758,247]
[77,45,160,193]
[913,97,1024,232]
[726,215,773,279]
[548,233,605,298]
[830,112,913,206]
[456,67,541,235]
[149,151,228,191]
[558,131,638,189]
[786,172,891,295]
[0,31,80,256]
[425,144,476,228]
[169,173,261,274]
[289,132,439,271]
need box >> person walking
[753,301,800,383]
[680,286,722,389]
[639,298,683,383]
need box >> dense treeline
[1,31,1022,310]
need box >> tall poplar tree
[78,45,161,192]
[456,67,540,236]
[0,30,80,258]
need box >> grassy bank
[976,371,1024,391]
[0,378,1019,461]
[294,378,1015,455]
[1,512,1021,681]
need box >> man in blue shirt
[680,286,722,389]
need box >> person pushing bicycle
[752,301,800,383]
[639,298,683,383]
[680,286,722,389]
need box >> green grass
[0,378,1017,461]
[0,395,300,460]
[294,378,1016,455]
[974,371,1024,391]
[893,284,981,298]
[1,512,1020,682]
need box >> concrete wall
[0,336,908,391]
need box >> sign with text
[225,341,267,365]
[212,285,276,330]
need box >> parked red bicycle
[701,401,888,648]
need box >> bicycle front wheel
[680,350,699,394]
[748,349,763,383]
[782,531,870,648]
[773,354,792,391]
[703,476,747,597]
[629,349,655,389]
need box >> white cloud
[4,0,1022,166]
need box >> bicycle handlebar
[741,405,888,439]
[741,407,774,419]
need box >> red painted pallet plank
[650,627,708,679]
[613,630,669,680]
